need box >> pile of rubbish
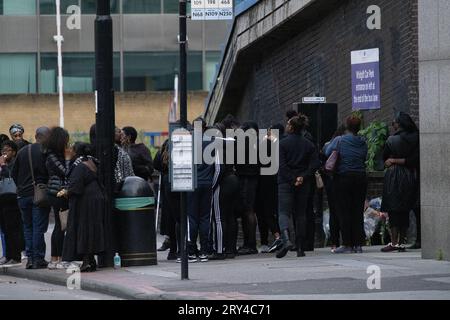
[322,197,388,241]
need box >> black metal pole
[95,0,115,268]
[179,0,188,280]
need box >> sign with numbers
[191,0,233,20]
[171,128,195,192]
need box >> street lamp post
[179,0,189,280]
[95,0,115,268]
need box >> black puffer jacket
[46,152,71,196]
[125,143,154,181]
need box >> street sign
[171,128,195,192]
[302,97,327,104]
[191,0,233,21]
[351,48,381,110]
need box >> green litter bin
[114,176,157,266]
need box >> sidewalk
[2,237,450,300]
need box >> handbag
[0,173,17,202]
[59,208,69,232]
[28,145,49,208]
[325,138,341,173]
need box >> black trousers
[323,174,340,247]
[334,172,367,247]
[237,176,258,250]
[278,180,312,251]
[305,182,316,250]
[256,175,280,245]
[0,200,24,261]
[187,185,212,255]
[163,178,180,254]
[49,195,68,257]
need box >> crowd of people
[0,110,420,272]
[0,124,151,271]
[156,111,420,262]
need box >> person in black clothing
[209,122,240,260]
[12,127,51,269]
[381,112,420,252]
[9,124,31,151]
[0,140,24,267]
[235,121,260,255]
[325,116,368,254]
[153,139,178,260]
[58,142,106,272]
[186,118,214,262]
[256,124,283,253]
[121,126,154,182]
[44,127,72,269]
[277,116,320,259]
[322,125,346,251]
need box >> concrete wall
[0,92,207,140]
[419,0,450,261]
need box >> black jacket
[46,152,71,195]
[278,133,320,185]
[125,143,154,181]
[12,144,48,198]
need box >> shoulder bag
[0,169,17,202]
[325,138,341,174]
[28,145,49,208]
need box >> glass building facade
[0,0,229,94]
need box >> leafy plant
[359,121,389,171]
[438,249,444,261]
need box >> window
[0,54,36,94]
[163,0,178,14]
[40,53,120,93]
[81,0,119,14]
[204,51,221,90]
[0,0,36,15]
[123,0,161,14]
[124,52,202,91]
[40,0,78,15]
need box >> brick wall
[234,0,419,130]
[0,92,207,140]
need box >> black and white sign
[302,97,327,104]
[171,129,194,192]
[191,0,233,21]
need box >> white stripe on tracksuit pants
[210,152,224,254]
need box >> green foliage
[69,130,90,144]
[438,249,444,261]
[359,121,389,171]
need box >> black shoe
[297,250,305,258]
[32,259,49,269]
[167,251,178,261]
[290,245,297,252]
[80,262,96,272]
[208,253,226,260]
[276,241,293,259]
[268,239,283,253]
[158,239,171,252]
[25,259,33,269]
[225,252,236,259]
[408,243,421,250]
[237,247,258,255]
